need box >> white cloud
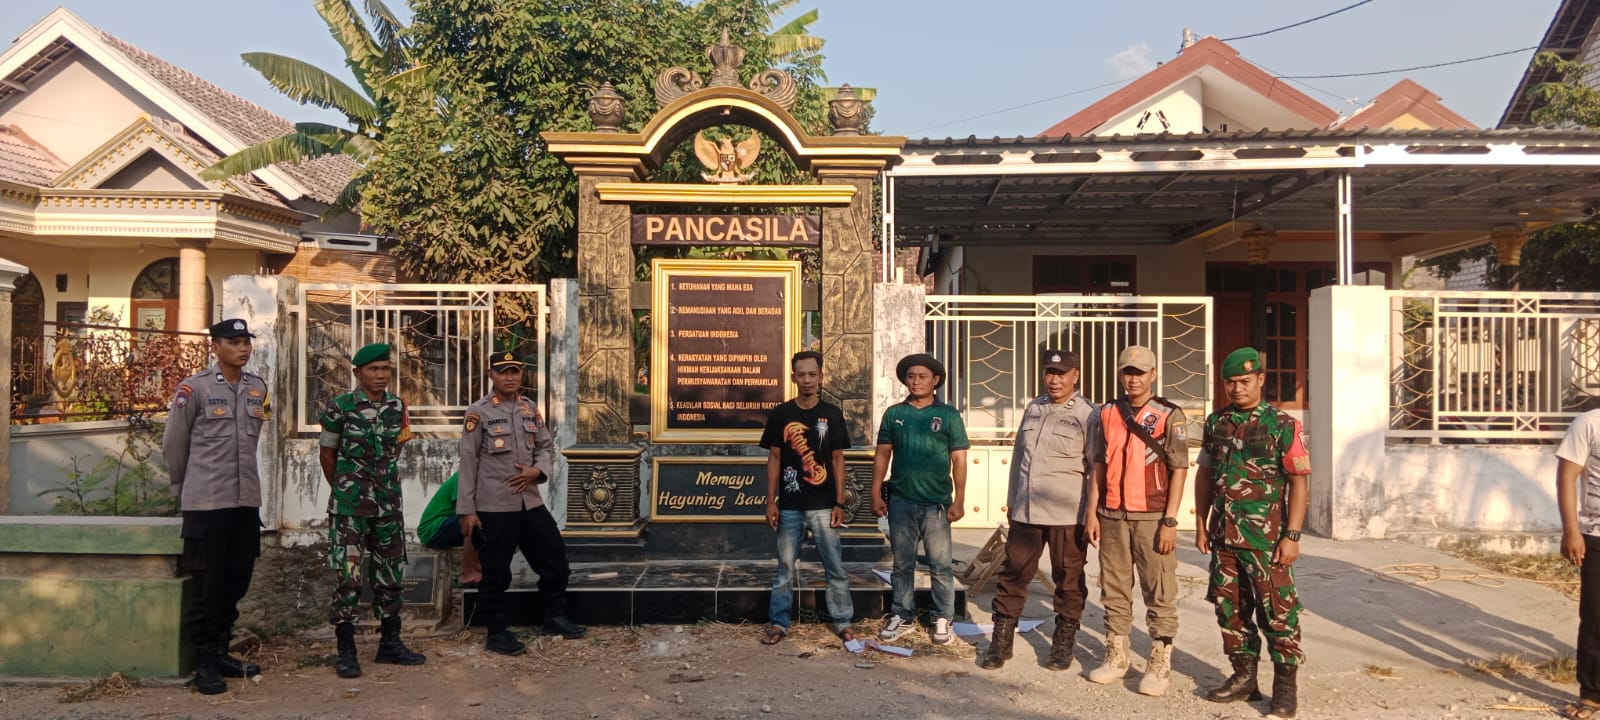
[1106,43,1156,81]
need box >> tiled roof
[145,117,290,207]
[0,124,65,186]
[95,30,360,205]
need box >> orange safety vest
[1100,398,1177,514]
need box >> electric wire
[1221,0,1377,42]
[905,78,1128,136]
[1278,46,1537,79]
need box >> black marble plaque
[651,458,769,522]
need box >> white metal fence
[1389,291,1600,441]
[925,295,1212,443]
[292,283,547,433]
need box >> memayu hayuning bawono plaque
[651,259,800,443]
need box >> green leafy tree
[1420,52,1600,290]
[360,0,848,286]
[202,0,416,215]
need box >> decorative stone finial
[829,84,867,136]
[587,82,625,132]
[653,29,798,110]
[707,28,745,88]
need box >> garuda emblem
[693,131,761,184]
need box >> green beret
[1220,347,1263,378]
[352,343,392,368]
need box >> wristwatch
[1283,529,1302,542]
[1159,517,1178,528]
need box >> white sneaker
[879,615,911,641]
[932,618,954,645]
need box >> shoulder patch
[463,412,480,433]
[174,384,193,409]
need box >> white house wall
[6,236,259,325]
[0,53,170,167]
[1097,77,1205,135]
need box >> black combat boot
[485,614,527,655]
[374,615,427,665]
[1270,662,1299,718]
[334,622,362,678]
[215,632,260,678]
[1044,616,1079,671]
[978,613,1017,670]
[1205,652,1263,702]
[543,613,588,639]
[192,644,228,696]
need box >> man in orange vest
[1085,344,1189,695]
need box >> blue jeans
[888,495,955,622]
[769,509,853,630]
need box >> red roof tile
[0,123,65,186]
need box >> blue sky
[6,0,1559,137]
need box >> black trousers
[475,506,571,623]
[180,507,261,652]
[1582,535,1600,701]
[991,522,1088,622]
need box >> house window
[1034,255,1136,294]
[131,258,212,331]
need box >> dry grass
[1448,546,1580,600]
[57,672,138,703]
[1466,652,1577,683]
[1364,664,1402,680]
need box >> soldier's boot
[1205,652,1263,703]
[215,632,261,678]
[977,613,1017,670]
[334,622,363,678]
[1138,636,1175,696]
[1087,633,1130,684]
[192,645,228,696]
[543,614,588,640]
[1044,616,1079,671]
[1270,663,1299,718]
[485,615,527,656]
[374,616,427,665]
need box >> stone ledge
[0,516,183,555]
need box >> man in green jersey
[417,472,481,587]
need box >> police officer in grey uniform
[162,318,269,695]
[980,349,1100,671]
[458,351,585,655]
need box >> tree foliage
[1420,51,1600,290]
[360,0,843,285]
[203,0,415,215]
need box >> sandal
[1565,700,1600,720]
[835,626,857,643]
[761,625,786,645]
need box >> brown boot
[1270,663,1298,718]
[1205,652,1263,703]
[978,614,1017,670]
[1044,616,1078,671]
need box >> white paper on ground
[954,619,1046,636]
[844,638,866,653]
[871,568,892,584]
[866,640,913,657]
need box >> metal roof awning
[885,128,1600,251]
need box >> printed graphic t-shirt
[760,399,853,510]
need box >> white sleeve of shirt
[1558,412,1598,465]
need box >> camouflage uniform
[320,390,413,624]
[1200,402,1311,665]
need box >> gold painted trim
[649,456,770,522]
[562,446,648,458]
[597,183,855,206]
[650,259,800,444]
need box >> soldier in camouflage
[1194,347,1311,719]
[319,343,426,678]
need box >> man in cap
[870,353,969,645]
[1085,344,1189,695]
[162,318,269,694]
[979,350,1099,671]
[1195,347,1310,718]
[319,342,426,677]
[459,351,585,655]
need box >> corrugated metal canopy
[887,128,1600,248]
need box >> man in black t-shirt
[759,350,855,645]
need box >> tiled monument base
[461,561,967,627]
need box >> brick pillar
[1491,227,1529,291]
[0,257,27,513]
[818,174,876,447]
[575,169,638,445]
